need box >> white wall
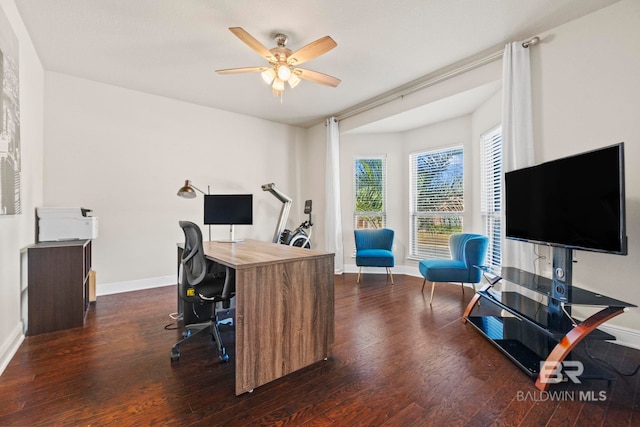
[339,61,502,134]
[530,0,640,338]
[0,0,44,373]
[43,72,306,293]
[300,122,328,251]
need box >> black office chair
[171,221,235,362]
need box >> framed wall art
[0,6,20,215]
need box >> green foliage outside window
[354,158,385,229]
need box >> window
[410,146,463,259]
[353,156,386,230]
[480,126,502,274]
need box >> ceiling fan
[216,27,341,98]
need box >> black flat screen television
[505,143,627,255]
[204,194,253,225]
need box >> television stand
[463,262,635,391]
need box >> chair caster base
[170,348,180,361]
[219,353,229,363]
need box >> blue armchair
[418,233,489,305]
[354,228,395,285]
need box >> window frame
[353,155,387,231]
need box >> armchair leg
[460,283,477,295]
[357,267,362,284]
[429,281,436,305]
[421,278,427,292]
[386,268,394,285]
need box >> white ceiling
[345,81,503,134]
[14,0,619,130]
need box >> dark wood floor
[1,273,639,426]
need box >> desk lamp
[177,180,211,241]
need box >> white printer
[37,207,99,242]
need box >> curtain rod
[334,36,540,122]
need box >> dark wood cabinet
[25,240,92,336]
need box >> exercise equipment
[262,183,312,248]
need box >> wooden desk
[201,239,334,395]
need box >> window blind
[409,146,463,259]
[480,126,502,274]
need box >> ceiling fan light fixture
[217,28,340,100]
[261,68,276,85]
[272,77,285,92]
[277,64,292,81]
[288,73,301,89]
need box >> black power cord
[583,340,640,377]
[164,312,183,330]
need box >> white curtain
[325,117,344,273]
[501,41,535,271]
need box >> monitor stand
[216,224,244,243]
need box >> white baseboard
[0,322,25,377]
[344,263,421,277]
[598,323,640,350]
[97,275,176,296]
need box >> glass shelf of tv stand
[464,266,636,384]
[496,267,636,307]
[470,267,635,337]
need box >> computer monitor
[204,194,253,242]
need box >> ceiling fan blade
[228,27,275,62]
[215,66,268,74]
[295,68,341,87]
[287,36,337,66]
